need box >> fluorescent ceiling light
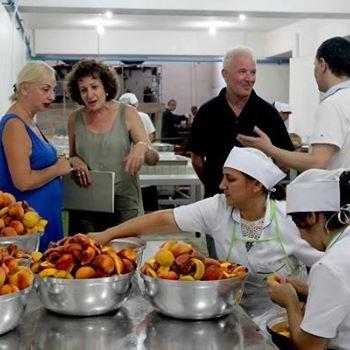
[96,25,105,35]
[239,14,246,21]
[209,26,216,36]
[83,18,118,27]
[194,20,233,29]
[105,11,113,19]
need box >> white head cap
[274,102,291,113]
[119,93,138,106]
[223,147,286,190]
[286,169,344,214]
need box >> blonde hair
[10,61,55,102]
[223,46,256,69]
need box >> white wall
[0,5,27,115]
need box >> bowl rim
[0,233,43,242]
[35,271,134,284]
[0,285,32,301]
[141,272,244,286]
[109,237,146,249]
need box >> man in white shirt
[238,36,350,171]
[119,93,156,142]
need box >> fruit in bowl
[141,240,248,281]
[0,191,48,237]
[30,233,139,279]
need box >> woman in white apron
[89,147,322,308]
[268,169,350,350]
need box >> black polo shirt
[187,88,294,197]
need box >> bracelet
[136,141,152,151]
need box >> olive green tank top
[74,103,143,214]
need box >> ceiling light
[96,25,105,35]
[209,26,216,36]
[239,14,246,21]
[105,11,112,19]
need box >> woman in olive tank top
[65,59,159,233]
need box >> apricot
[54,270,74,279]
[105,250,124,274]
[39,268,58,278]
[30,261,40,274]
[55,254,75,272]
[3,216,12,226]
[8,266,33,290]
[31,251,43,263]
[0,284,16,295]
[1,227,17,237]
[75,266,97,279]
[92,254,115,274]
[204,257,221,266]
[22,211,40,228]
[192,258,205,280]
[24,226,39,236]
[170,243,192,257]
[3,256,18,272]
[172,253,193,275]
[36,219,48,232]
[8,203,24,220]
[179,275,195,281]
[145,258,158,270]
[155,248,175,267]
[202,264,221,281]
[0,218,4,230]
[0,207,9,218]
[9,220,24,235]
[161,240,178,251]
[157,270,179,280]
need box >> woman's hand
[87,231,111,246]
[55,156,73,176]
[267,279,299,308]
[69,156,92,187]
[123,142,148,176]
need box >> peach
[0,193,16,208]
[119,248,137,263]
[0,284,15,295]
[21,201,30,212]
[31,251,43,263]
[92,254,115,274]
[30,262,40,274]
[190,249,206,262]
[8,203,24,220]
[232,266,248,279]
[0,218,4,230]
[75,266,96,279]
[105,250,124,274]
[22,211,40,229]
[170,243,192,257]
[157,270,179,280]
[81,246,96,265]
[142,265,157,278]
[179,275,195,281]
[9,220,24,235]
[192,258,205,280]
[55,254,75,272]
[3,256,18,272]
[155,248,175,267]
[161,240,178,251]
[0,267,6,288]
[204,257,221,266]
[8,266,33,290]
[202,264,221,281]
[172,253,193,275]
[3,216,12,226]
[38,268,58,278]
[1,227,17,237]
[36,219,48,233]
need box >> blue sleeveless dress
[0,114,64,251]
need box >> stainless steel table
[0,287,278,350]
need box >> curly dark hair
[65,59,119,105]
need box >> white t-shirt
[310,87,350,169]
[301,228,350,350]
[139,112,155,136]
[174,194,322,278]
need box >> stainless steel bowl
[0,234,41,252]
[109,237,146,266]
[141,274,244,320]
[0,286,32,336]
[34,273,134,316]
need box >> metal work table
[0,287,278,350]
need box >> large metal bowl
[0,234,41,252]
[109,237,145,267]
[141,273,244,320]
[0,286,32,336]
[35,272,134,316]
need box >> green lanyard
[226,200,299,274]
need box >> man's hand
[237,126,274,155]
[267,279,299,308]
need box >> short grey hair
[223,46,256,69]
[10,61,55,102]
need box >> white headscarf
[119,93,138,106]
[223,147,286,190]
[286,168,344,214]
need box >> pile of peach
[0,244,31,261]
[0,191,47,237]
[31,234,138,279]
[0,249,33,295]
[141,240,248,281]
